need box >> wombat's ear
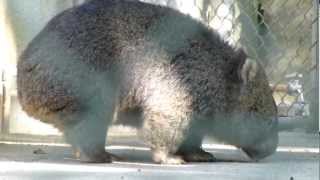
[240,57,258,84]
[228,49,258,83]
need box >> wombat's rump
[17,0,278,164]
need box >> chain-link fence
[140,0,318,132]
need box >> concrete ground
[0,132,318,180]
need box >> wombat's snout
[242,131,279,161]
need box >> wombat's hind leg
[72,146,121,162]
[62,109,116,163]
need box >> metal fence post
[315,0,319,133]
[0,70,4,133]
[307,0,319,132]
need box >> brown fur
[17,0,278,164]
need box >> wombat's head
[225,49,279,160]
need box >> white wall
[2,0,86,135]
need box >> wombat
[17,0,278,164]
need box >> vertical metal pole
[314,0,319,133]
[318,10,320,180]
[0,70,4,133]
[1,69,9,134]
[309,0,319,133]
[0,69,9,134]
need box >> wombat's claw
[110,153,124,162]
[78,151,118,163]
[177,149,216,162]
[162,156,185,165]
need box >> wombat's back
[17,0,232,119]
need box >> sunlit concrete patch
[0,141,69,147]
[202,143,237,150]
[276,146,319,153]
[107,145,149,151]
[202,144,320,153]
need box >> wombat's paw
[77,150,120,163]
[152,150,185,164]
[176,149,216,162]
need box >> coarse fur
[17,0,278,164]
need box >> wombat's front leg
[139,112,190,164]
[176,131,216,162]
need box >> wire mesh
[140,0,318,130]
